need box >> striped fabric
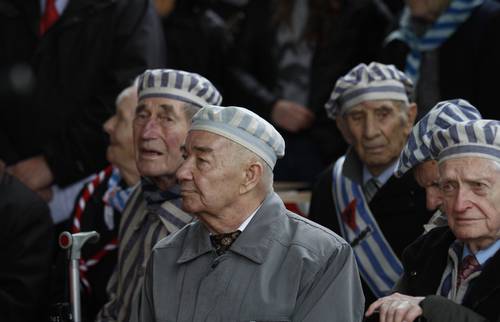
[191,105,285,168]
[387,0,485,83]
[96,183,192,322]
[437,241,482,304]
[395,99,482,177]
[429,119,500,163]
[102,167,134,213]
[331,156,403,297]
[137,69,222,107]
[325,62,413,119]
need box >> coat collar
[177,192,284,265]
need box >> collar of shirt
[237,203,263,232]
[463,239,500,266]
[40,0,69,15]
[362,160,398,187]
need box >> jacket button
[410,271,417,277]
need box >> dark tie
[210,231,241,256]
[363,178,380,203]
[457,254,481,288]
[39,0,59,35]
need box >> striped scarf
[387,0,484,83]
[102,167,134,213]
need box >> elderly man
[382,0,500,118]
[308,62,432,307]
[395,99,482,232]
[366,119,500,322]
[133,105,364,321]
[50,84,142,321]
[97,69,222,322]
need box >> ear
[240,161,263,194]
[336,116,353,145]
[403,102,418,136]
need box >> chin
[180,201,200,214]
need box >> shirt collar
[40,0,69,15]
[463,239,500,266]
[237,204,263,232]
[362,160,398,186]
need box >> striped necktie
[363,178,380,203]
[457,254,481,288]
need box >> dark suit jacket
[397,226,500,322]
[0,172,53,322]
[308,153,432,307]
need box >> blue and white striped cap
[137,69,222,107]
[190,105,285,169]
[325,62,413,119]
[395,99,481,177]
[429,119,500,164]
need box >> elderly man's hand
[271,99,315,133]
[365,292,425,322]
[7,155,54,192]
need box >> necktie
[210,231,241,256]
[457,254,481,288]
[39,0,59,35]
[363,178,380,203]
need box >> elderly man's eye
[440,182,456,193]
[471,181,488,192]
[348,113,363,122]
[134,112,149,124]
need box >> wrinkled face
[338,100,415,176]
[103,91,137,173]
[177,131,244,216]
[414,160,442,211]
[440,157,500,248]
[406,0,450,21]
[133,97,190,178]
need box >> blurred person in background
[0,0,165,223]
[382,0,500,119]
[224,0,393,183]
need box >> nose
[426,187,443,211]
[141,118,160,139]
[176,158,193,182]
[452,187,471,213]
[103,116,116,135]
[363,114,379,139]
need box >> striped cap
[429,119,500,164]
[395,99,481,177]
[325,62,413,119]
[190,105,285,168]
[137,69,222,107]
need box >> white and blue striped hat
[395,99,482,177]
[137,69,222,107]
[190,105,285,169]
[429,119,500,164]
[325,62,413,119]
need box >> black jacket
[0,172,54,322]
[396,226,500,322]
[0,0,165,186]
[381,0,500,120]
[308,156,432,307]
